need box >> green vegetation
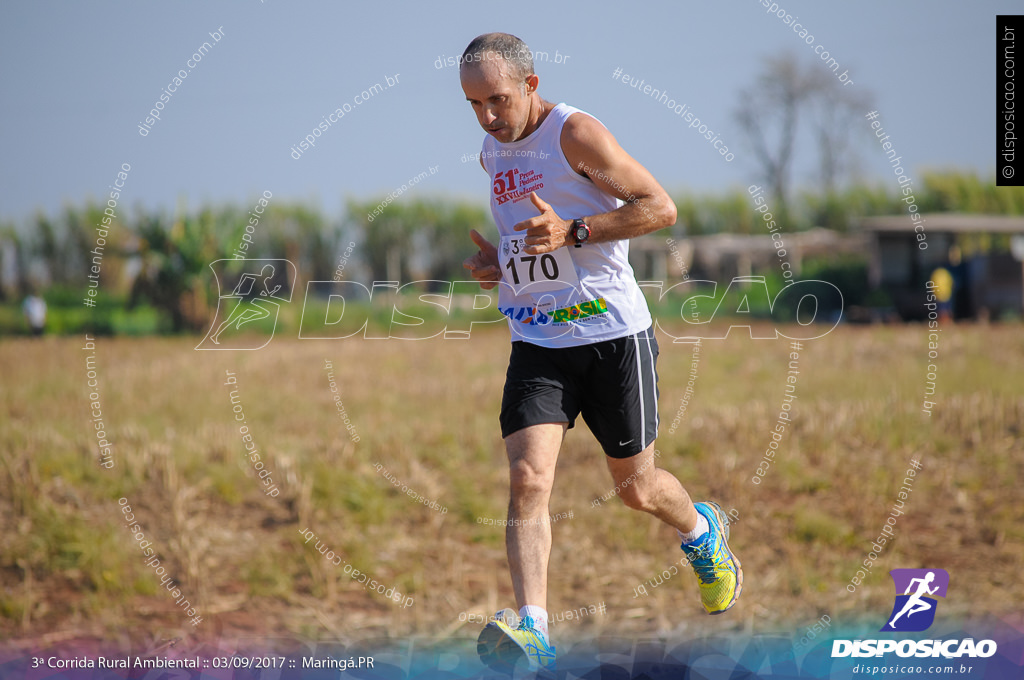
[1,171,1018,337]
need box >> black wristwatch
[571,218,591,248]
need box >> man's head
[460,33,539,143]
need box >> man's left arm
[516,113,677,254]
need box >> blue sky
[0,0,1012,226]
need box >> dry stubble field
[1,322,1022,654]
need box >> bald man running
[460,32,742,674]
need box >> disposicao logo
[832,568,998,659]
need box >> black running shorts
[499,325,659,458]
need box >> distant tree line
[0,173,1017,335]
[675,171,1024,236]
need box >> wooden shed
[859,214,1024,320]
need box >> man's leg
[504,422,567,611]
[605,442,698,534]
[477,422,564,673]
[606,442,742,615]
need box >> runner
[459,33,743,673]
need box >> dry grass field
[1,322,1022,654]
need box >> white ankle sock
[519,605,550,642]
[678,514,709,544]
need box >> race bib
[498,234,581,295]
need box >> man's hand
[514,192,572,254]
[463,229,501,290]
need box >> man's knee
[618,483,657,512]
[509,459,554,500]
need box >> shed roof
[859,213,1024,234]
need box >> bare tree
[813,79,873,196]
[735,52,871,227]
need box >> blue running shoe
[681,501,743,614]
[477,614,556,673]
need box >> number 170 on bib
[499,235,580,295]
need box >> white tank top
[481,103,652,348]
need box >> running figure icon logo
[881,568,949,632]
[196,259,295,351]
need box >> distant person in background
[22,293,46,336]
[946,245,970,320]
[929,266,953,323]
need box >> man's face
[461,53,532,143]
